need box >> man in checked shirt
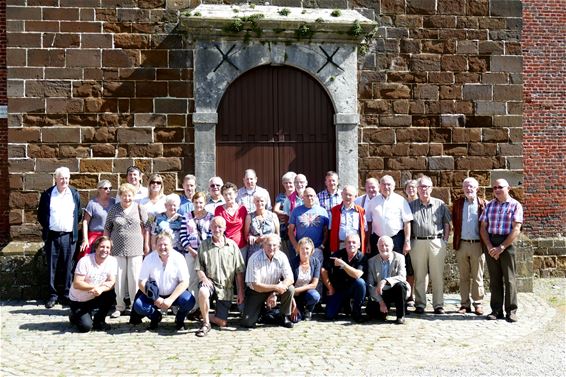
[479,178,523,322]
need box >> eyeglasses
[100,187,112,191]
[418,185,432,189]
[210,184,221,188]
[150,181,162,185]
[492,185,507,190]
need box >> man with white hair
[480,178,523,322]
[409,175,451,315]
[452,177,486,315]
[204,176,225,214]
[38,167,82,308]
[237,169,272,212]
[354,177,379,214]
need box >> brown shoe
[458,306,471,314]
[474,305,484,315]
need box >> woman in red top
[214,182,248,254]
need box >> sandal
[195,323,211,337]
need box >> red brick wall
[0,0,9,246]
[523,0,566,237]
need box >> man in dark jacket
[38,167,82,308]
[452,177,486,315]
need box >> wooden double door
[217,65,336,199]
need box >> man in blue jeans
[132,232,195,331]
[321,233,366,322]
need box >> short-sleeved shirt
[140,196,166,224]
[479,196,523,235]
[367,193,413,237]
[236,186,272,212]
[409,198,451,238]
[245,250,293,289]
[323,249,365,292]
[290,256,321,288]
[195,237,245,301]
[289,205,329,248]
[84,197,116,232]
[215,205,248,248]
[69,254,117,302]
[204,197,225,216]
[317,189,342,220]
[139,250,189,297]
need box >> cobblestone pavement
[1,279,565,376]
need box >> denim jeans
[325,278,366,320]
[295,289,321,313]
[133,290,195,325]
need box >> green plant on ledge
[295,23,315,40]
[223,13,265,37]
[330,9,341,17]
[278,8,291,16]
[349,20,364,37]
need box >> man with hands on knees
[241,234,295,329]
[321,233,366,323]
[366,236,410,325]
[195,216,245,337]
[132,232,195,331]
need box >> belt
[48,230,72,237]
[415,235,442,240]
[461,239,480,243]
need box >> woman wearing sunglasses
[79,180,116,260]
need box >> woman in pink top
[214,182,248,253]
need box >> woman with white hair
[244,192,280,264]
[151,193,184,253]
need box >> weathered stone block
[360,158,385,170]
[41,128,81,143]
[463,84,492,100]
[116,128,153,143]
[127,144,163,157]
[102,49,139,67]
[468,56,489,72]
[45,98,83,114]
[103,81,135,97]
[91,144,117,157]
[80,159,113,173]
[407,0,436,14]
[428,156,454,170]
[490,0,522,17]
[483,128,509,142]
[415,84,439,100]
[8,159,35,173]
[410,54,441,71]
[493,85,522,101]
[387,157,427,170]
[23,174,54,191]
[392,100,410,114]
[36,158,79,173]
[499,143,522,156]
[475,101,506,115]
[9,192,39,210]
[506,156,522,170]
[153,158,182,172]
[66,49,101,67]
[478,40,504,54]
[365,99,390,114]
[363,128,395,144]
[456,156,495,169]
[469,142,497,156]
[443,144,468,156]
[378,83,411,99]
[59,145,90,158]
[491,56,522,73]
[396,128,429,142]
[438,0,466,14]
[441,55,467,71]
[440,114,465,127]
[71,174,99,190]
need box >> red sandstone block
[28,49,66,67]
[81,34,113,48]
[6,48,26,66]
[140,50,168,67]
[67,49,101,67]
[25,21,59,32]
[42,128,81,143]
[8,127,40,142]
[27,0,58,5]
[7,6,42,20]
[80,8,95,21]
[102,50,139,67]
[8,98,45,113]
[114,34,151,49]
[43,8,79,21]
[103,81,135,97]
[42,33,80,48]
[136,81,167,97]
[130,99,154,112]
[7,32,42,48]
[60,0,101,6]
[45,98,83,113]
[45,68,83,79]
[25,81,72,97]
[60,21,102,33]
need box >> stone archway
[183,4,376,191]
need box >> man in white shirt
[38,167,82,309]
[354,177,379,215]
[204,176,225,214]
[236,169,272,212]
[116,166,148,203]
[132,232,195,331]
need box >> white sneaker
[110,310,121,318]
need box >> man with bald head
[479,179,523,322]
[288,187,329,263]
[355,177,379,214]
[329,185,367,254]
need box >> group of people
[38,166,523,335]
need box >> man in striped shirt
[479,179,523,322]
[241,234,295,329]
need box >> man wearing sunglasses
[479,179,523,322]
[204,176,225,214]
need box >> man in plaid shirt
[479,178,523,323]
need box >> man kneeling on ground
[241,234,295,329]
[367,236,410,324]
[194,216,245,337]
[132,232,195,331]
[69,236,117,332]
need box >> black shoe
[303,310,312,321]
[280,316,294,328]
[506,312,518,323]
[129,315,142,325]
[45,298,57,309]
[395,317,405,325]
[68,314,78,325]
[487,311,504,320]
[59,297,70,307]
[175,321,188,331]
[434,307,445,315]
[93,322,111,331]
[415,307,425,314]
[148,312,163,330]
[352,314,366,323]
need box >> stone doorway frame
[182,5,376,190]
